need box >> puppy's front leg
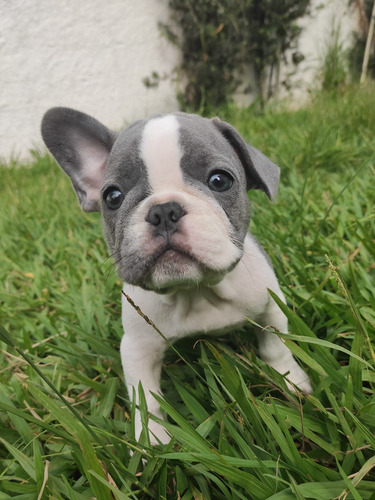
[257,292,313,393]
[120,332,170,444]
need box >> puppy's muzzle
[146,201,185,241]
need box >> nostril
[146,201,185,229]
[168,203,184,222]
[146,207,161,226]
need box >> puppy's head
[42,109,279,292]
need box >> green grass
[1,85,374,499]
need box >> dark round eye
[207,170,234,192]
[103,186,124,210]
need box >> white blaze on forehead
[140,115,183,192]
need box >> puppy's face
[102,114,250,291]
[41,109,280,292]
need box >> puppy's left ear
[41,107,117,212]
[211,118,280,200]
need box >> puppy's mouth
[141,242,223,293]
[142,243,203,290]
[153,245,196,266]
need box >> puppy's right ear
[41,107,117,212]
[211,118,279,200]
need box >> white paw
[134,413,170,445]
[270,359,313,393]
[148,419,171,445]
[286,372,313,394]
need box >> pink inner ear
[78,136,109,199]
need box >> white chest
[121,235,281,342]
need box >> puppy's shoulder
[244,233,274,269]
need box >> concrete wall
[234,0,356,105]
[1,0,357,162]
[1,0,179,161]
[289,0,355,101]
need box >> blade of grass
[0,438,36,481]
[27,383,113,500]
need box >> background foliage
[147,0,311,112]
[349,0,375,80]
[146,0,375,110]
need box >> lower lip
[157,248,192,262]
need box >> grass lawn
[0,86,374,499]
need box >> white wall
[1,0,179,161]
[290,0,356,101]
[0,0,357,162]
[234,0,356,105]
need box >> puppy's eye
[207,170,234,192]
[103,187,124,210]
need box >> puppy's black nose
[146,201,185,238]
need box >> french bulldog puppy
[41,108,312,444]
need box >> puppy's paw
[148,419,171,445]
[271,359,313,394]
[135,415,171,445]
[286,372,313,394]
